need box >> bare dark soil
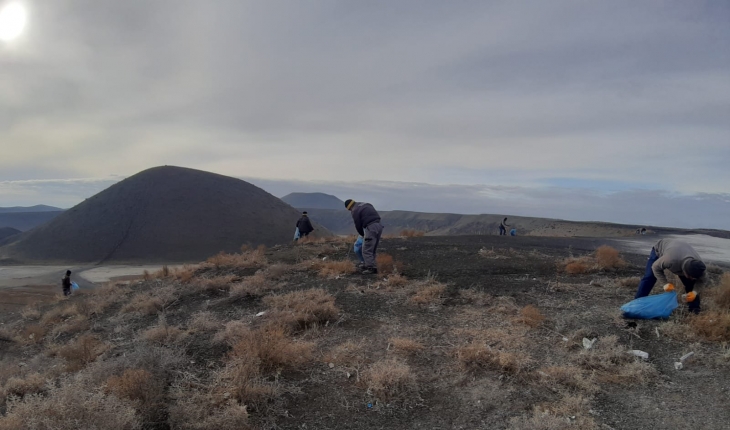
[1,235,728,429]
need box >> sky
[1,1,729,228]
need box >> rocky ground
[0,235,728,429]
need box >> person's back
[296,212,314,236]
[62,270,72,296]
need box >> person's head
[302,211,308,216]
[66,270,71,276]
[503,217,508,221]
[682,258,706,280]
[344,199,356,211]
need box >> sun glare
[0,2,27,42]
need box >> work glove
[682,292,697,302]
[663,283,675,292]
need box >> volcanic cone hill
[0,166,329,264]
[281,192,344,210]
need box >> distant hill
[0,205,63,213]
[301,208,730,239]
[0,211,63,232]
[281,192,344,210]
[0,227,20,242]
[0,166,331,264]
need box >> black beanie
[683,259,706,279]
[302,211,308,215]
[344,199,355,210]
[66,270,72,275]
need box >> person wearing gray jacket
[344,199,383,274]
[634,238,707,313]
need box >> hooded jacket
[350,202,381,236]
[296,216,314,234]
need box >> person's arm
[651,257,671,286]
[353,211,364,236]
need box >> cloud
[1,1,728,194]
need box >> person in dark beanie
[499,217,510,236]
[62,270,72,296]
[634,239,707,313]
[295,211,314,239]
[345,199,383,274]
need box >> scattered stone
[583,338,597,350]
[628,350,649,360]
[255,311,266,317]
[328,362,335,368]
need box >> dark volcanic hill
[0,166,328,263]
[281,192,344,210]
[0,227,20,242]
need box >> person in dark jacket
[344,199,383,274]
[634,239,707,313]
[295,211,314,239]
[62,270,72,296]
[499,217,510,236]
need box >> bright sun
[0,2,27,42]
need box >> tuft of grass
[168,386,251,430]
[20,305,41,321]
[55,334,108,372]
[2,373,47,399]
[120,286,178,315]
[389,338,424,356]
[410,283,446,305]
[619,277,641,289]
[196,275,238,292]
[710,273,730,309]
[323,340,367,369]
[574,335,655,384]
[188,311,223,333]
[509,395,597,430]
[537,366,598,393]
[228,323,314,372]
[385,274,410,288]
[400,229,425,237]
[50,315,91,337]
[19,324,47,344]
[563,246,626,274]
[365,359,417,401]
[595,245,625,269]
[517,305,546,328]
[564,260,591,274]
[141,317,188,346]
[262,289,339,330]
[455,343,532,375]
[376,253,403,274]
[688,310,730,342]
[318,260,357,278]
[205,246,267,269]
[105,368,166,424]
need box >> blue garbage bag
[71,281,79,292]
[293,227,300,241]
[353,236,364,263]
[621,291,678,319]
[510,229,517,236]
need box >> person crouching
[344,199,383,274]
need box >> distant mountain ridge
[0,205,63,213]
[281,192,344,210]
[1,166,331,264]
[0,227,21,242]
[0,211,64,232]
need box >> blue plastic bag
[353,236,364,263]
[293,227,300,241]
[71,281,79,292]
[621,291,678,319]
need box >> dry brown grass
[214,358,277,408]
[229,272,277,297]
[228,324,314,372]
[168,386,251,430]
[455,343,532,375]
[188,311,223,333]
[537,366,598,393]
[55,334,108,372]
[196,274,238,292]
[376,253,403,274]
[509,395,597,430]
[400,229,425,237]
[365,359,417,401]
[205,246,268,269]
[120,286,178,315]
[573,335,655,384]
[595,245,625,269]
[563,246,626,274]
[0,328,14,343]
[263,289,340,330]
[39,307,64,327]
[619,277,641,289]
[410,283,446,305]
[141,320,188,345]
[19,324,47,344]
[688,310,730,341]
[105,368,166,424]
[323,340,367,369]
[516,305,546,328]
[50,315,91,337]
[2,373,47,399]
[389,337,424,356]
[564,259,591,274]
[318,260,357,278]
[0,380,141,430]
[20,305,41,321]
[710,273,730,309]
[384,274,410,288]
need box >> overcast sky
[1,1,729,228]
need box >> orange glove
[663,283,675,292]
[683,292,697,302]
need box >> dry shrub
[509,395,597,430]
[56,334,108,372]
[574,335,655,384]
[318,260,356,278]
[455,343,532,375]
[120,286,178,315]
[197,275,237,292]
[263,289,339,330]
[188,311,223,332]
[264,263,292,280]
[517,305,546,328]
[141,322,188,346]
[0,380,141,430]
[50,316,91,337]
[20,324,47,343]
[538,366,598,393]
[230,272,278,298]
[707,264,724,275]
[213,321,249,345]
[214,359,277,408]
[688,310,730,342]
[564,259,591,274]
[385,274,409,288]
[106,368,166,424]
[365,359,417,401]
[410,283,446,305]
[389,338,424,356]
[205,246,267,269]
[376,253,403,274]
[2,373,47,399]
[619,277,641,289]
[323,341,367,369]
[0,328,13,343]
[228,324,313,372]
[711,273,730,309]
[40,307,64,327]
[168,386,250,430]
[21,305,41,320]
[400,229,425,237]
[595,245,625,269]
